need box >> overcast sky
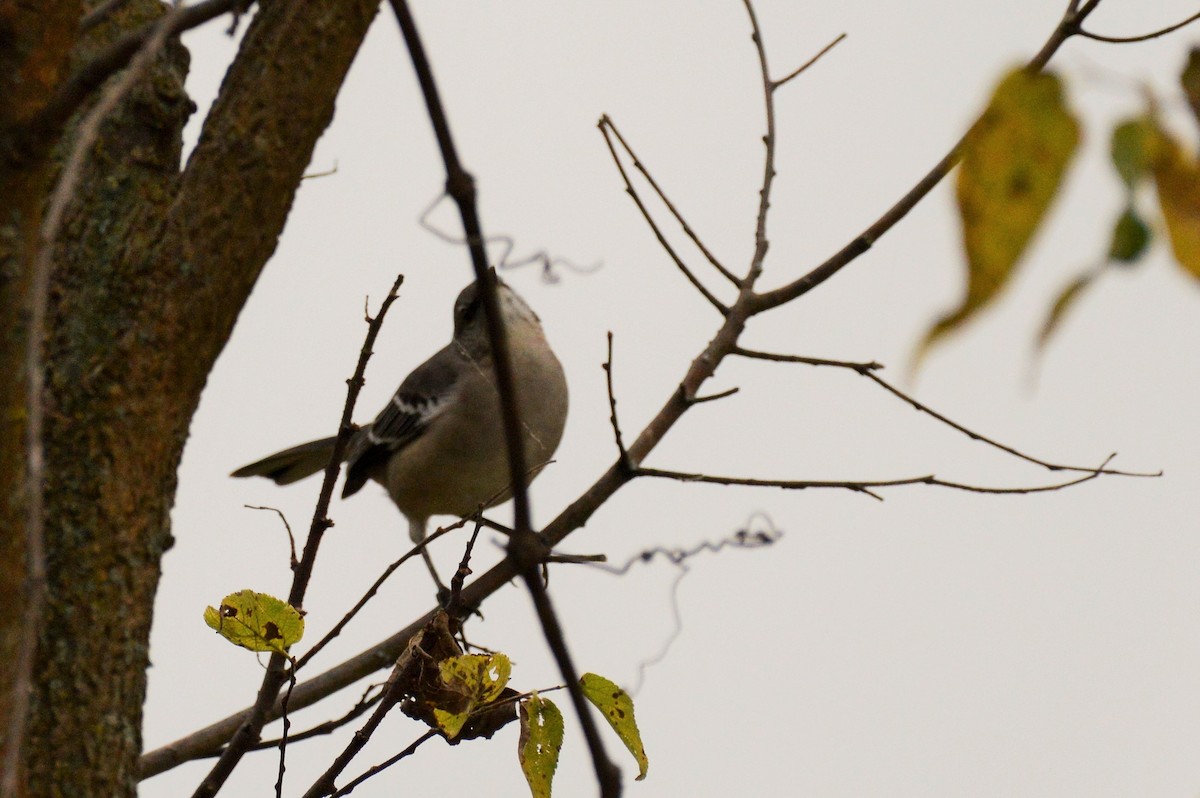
[141,2,1200,796]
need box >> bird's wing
[342,345,463,496]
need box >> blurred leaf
[518,693,564,798]
[580,673,648,780]
[1111,117,1160,189]
[916,67,1080,366]
[1181,48,1200,128]
[433,653,512,739]
[1107,206,1152,264]
[1151,127,1200,280]
[203,590,304,654]
[1036,272,1096,351]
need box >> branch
[734,347,1159,478]
[190,275,404,798]
[597,116,731,312]
[387,2,622,795]
[773,32,846,89]
[139,2,1123,780]
[597,115,740,287]
[1077,9,1200,43]
[749,0,1108,312]
[24,0,251,147]
[329,731,438,797]
[633,454,1118,498]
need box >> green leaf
[1152,125,1200,281]
[1111,117,1159,189]
[518,693,564,798]
[1181,47,1200,129]
[433,653,512,739]
[1036,272,1095,352]
[1107,206,1151,264]
[580,673,648,781]
[916,67,1080,366]
[203,590,304,654]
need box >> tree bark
[1,0,381,793]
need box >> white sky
[141,2,1200,796]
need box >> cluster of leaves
[917,50,1200,365]
[204,597,647,796]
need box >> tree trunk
[1,0,381,793]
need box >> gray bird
[232,276,569,579]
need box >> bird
[231,274,569,584]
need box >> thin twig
[635,453,1118,498]
[5,10,183,796]
[191,274,405,798]
[447,522,484,614]
[245,505,298,569]
[734,347,1159,478]
[599,116,740,287]
[749,0,1109,311]
[1077,9,1200,43]
[329,731,438,798]
[772,32,847,89]
[390,3,621,795]
[204,686,383,755]
[292,516,471,673]
[742,0,778,284]
[598,116,730,314]
[273,664,297,798]
[603,332,632,468]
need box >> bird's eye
[459,296,481,324]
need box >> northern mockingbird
[232,276,569,578]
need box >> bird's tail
[230,436,339,485]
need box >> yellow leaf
[203,590,304,654]
[1152,128,1200,281]
[433,653,512,739]
[580,673,648,781]
[518,693,564,798]
[916,67,1080,366]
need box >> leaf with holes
[203,590,304,654]
[433,653,512,739]
[915,67,1080,366]
[518,693,564,798]
[580,673,648,780]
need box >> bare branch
[191,274,404,798]
[599,115,740,287]
[741,0,777,284]
[634,454,1119,497]
[598,115,731,313]
[245,505,298,569]
[387,2,621,794]
[772,32,847,90]
[328,731,438,798]
[603,332,632,468]
[749,0,1109,312]
[1078,9,1200,43]
[734,347,1159,478]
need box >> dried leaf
[433,653,512,739]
